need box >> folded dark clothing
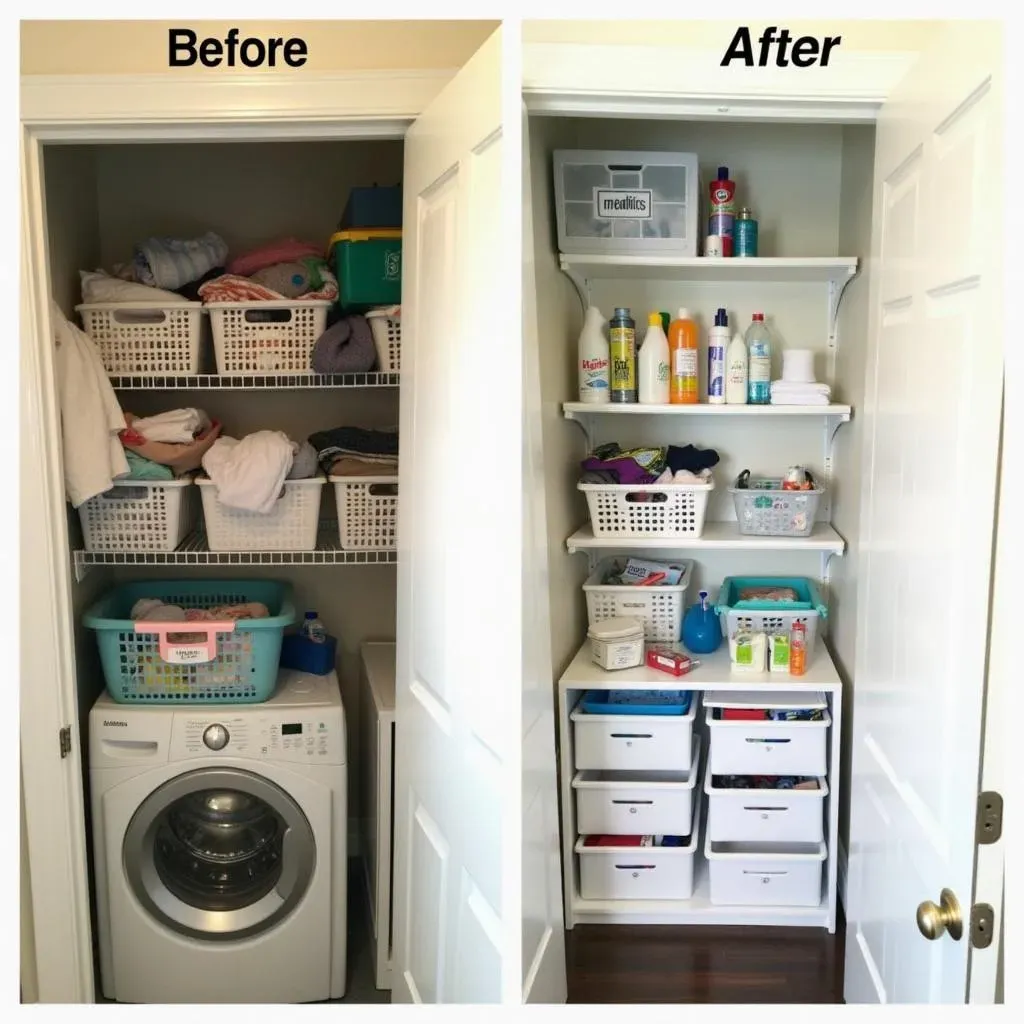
[308,426,400,472]
[666,444,720,474]
[175,265,226,301]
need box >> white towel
[202,431,296,514]
[52,301,130,508]
[131,408,211,444]
[771,380,832,406]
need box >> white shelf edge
[564,402,851,420]
[559,253,859,282]
[566,522,847,555]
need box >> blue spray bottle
[682,590,723,654]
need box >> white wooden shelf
[559,254,858,285]
[73,526,396,582]
[566,522,847,556]
[559,638,842,693]
[563,401,851,420]
[109,371,399,390]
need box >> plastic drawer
[705,771,827,844]
[704,835,826,907]
[575,797,700,901]
[571,693,698,772]
[573,738,700,836]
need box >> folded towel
[198,269,339,304]
[133,232,229,291]
[124,449,175,481]
[228,239,322,278]
[130,408,211,444]
[80,269,190,305]
[311,315,376,374]
[308,426,400,474]
[771,380,832,406]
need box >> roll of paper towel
[782,349,815,383]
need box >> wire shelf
[73,524,397,581]
[108,372,399,390]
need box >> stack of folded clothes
[308,426,399,477]
[579,442,720,485]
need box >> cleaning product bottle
[638,312,670,404]
[726,328,748,405]
[707,308,728,405]
[708,166,736,241]
[668,308,699,405]
[746,312,772,405]
[577,306,610,404]
[609,307,637,403]
[682,590,722,654]
[302,611,327,644]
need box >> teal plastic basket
[83,580,296,704]
[716,576,827,648]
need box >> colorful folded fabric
[198,268,339,304]
[227,239,323,278]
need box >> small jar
[588,617,645,670]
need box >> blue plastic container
[83,580,296,704]
[716,576,828,649]
[280,632,338,676]
[580,689,693,716]
[341,185,403,229]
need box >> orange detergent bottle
[789,621,807,676]
[668,307,700,404]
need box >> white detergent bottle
[638,312,670,404]
[726,329,748,404]
[577,306,610,403]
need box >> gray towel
[311,315,376,374]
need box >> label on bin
[165,644,213,664]
[595,189,652,219]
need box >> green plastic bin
[329,228,402,308]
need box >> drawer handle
[612,800,654,806]
[742,805,787,813]
[745,738,792,744]
[743,870,789,877]
[614,864,656,871]
[610,733,653,739]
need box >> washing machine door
[122,766,316,942]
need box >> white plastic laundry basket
[206,301,331,374]
[197,477,325,551]
[366,310,401,372]
[78,479,197,552]
[579,480,714,539]
[330,475,399,550]
[76,302,204,375]
[584,557,693,642]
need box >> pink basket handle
[134,620,237,665]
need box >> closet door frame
[19,68,446,1003]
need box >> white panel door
[391,29,515,1004]
[520,104,568,1005]
[845,23,1003,1005]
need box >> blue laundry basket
[83,580,296,704]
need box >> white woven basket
[76,302,204,375]
[579,479,714,539]
[583,557,693,642]
[366,310,401,372]
[330,475,399,550]
[206,301,331,374]
[197,477,325,551]
[78,479,197,552]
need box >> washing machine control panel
[173,710,344,763]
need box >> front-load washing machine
[89,669,347,1003]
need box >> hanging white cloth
[52,300,129,507]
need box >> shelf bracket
[73,551,93,584]
[559,260,590,313]
[826,268,857,387]
[563,409,594,451]
[819,550,839,587]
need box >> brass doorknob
[917,889,963,941]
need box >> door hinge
[970,903,995,949]
[59,726,72,759]
[976,791,1003,845]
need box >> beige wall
[21,20,497,75]
[524,20,940,51]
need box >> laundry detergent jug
[682,589,722,654]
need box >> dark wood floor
[566,909,845,1003]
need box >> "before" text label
[168,28,309,68]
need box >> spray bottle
[707,308,728,405]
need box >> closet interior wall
[42,139,405,838]
[529,113,878,854]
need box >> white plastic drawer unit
[704,835,827,908]
[571,693,699,772]
[704,690,830,777]
[553,150,700,256]
[705,771,828,844]
[575,794,700,901]
[573,738,701,836]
